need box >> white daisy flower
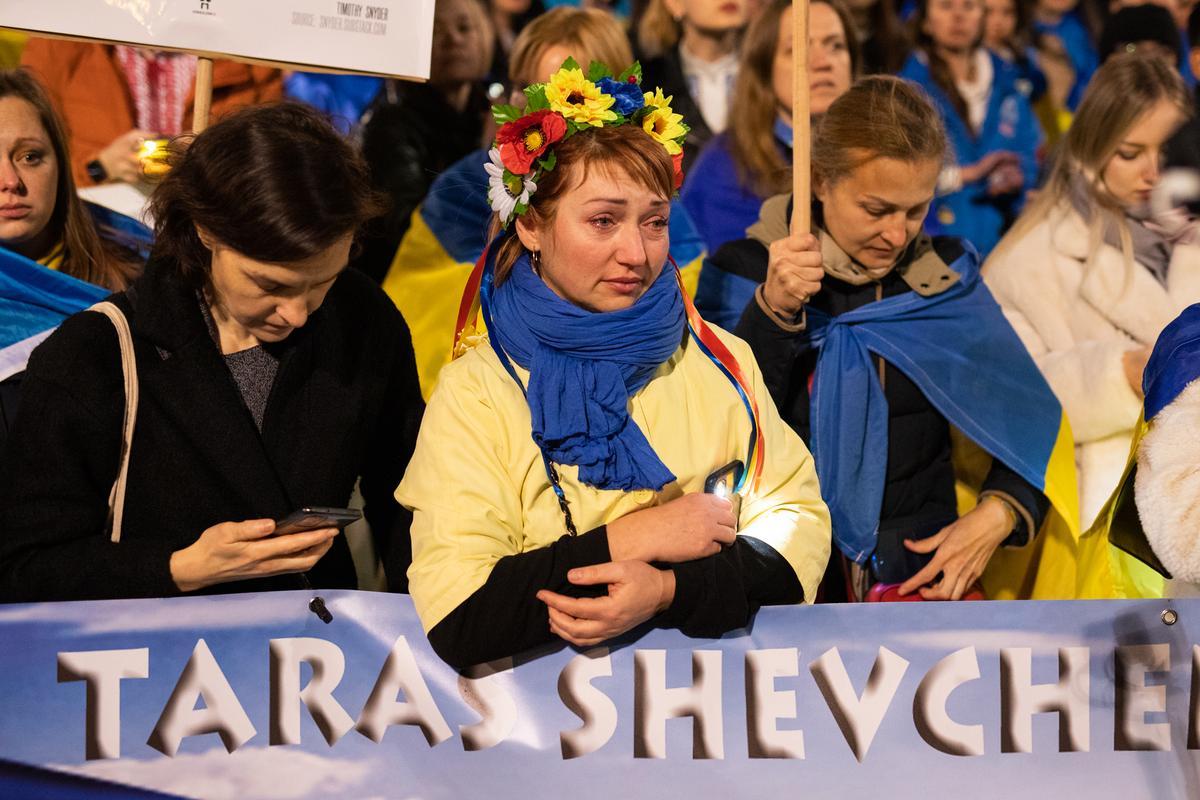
[485,147,536,225]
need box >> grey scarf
[1069,174,1173,285]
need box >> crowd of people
[0,0,1198,668]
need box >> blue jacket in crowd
[681,119,792,257]
[284,73,384,134]
[899,50,1043,258]
[1033,11,1098,110]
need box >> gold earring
[531,250,541,275]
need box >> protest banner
[1,591,1197,798]
[1,0,434,80]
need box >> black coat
[0,260,423,602]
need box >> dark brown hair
[812,75,947,187]
[911,0,985,129]
[491,123,675,283]
[989,0,1036,55]
[727,0,861,197]
[860,0,912,73]
[149,102,386,288]
[0,69,137,290]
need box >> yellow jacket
[397,325,832,632]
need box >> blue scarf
[802,243,1063,563]
[487,254,686,491]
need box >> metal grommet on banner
[1161,608,1178,626]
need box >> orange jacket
[21,38,283,184]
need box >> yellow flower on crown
[641,88,686,156]
[546,67,618,127]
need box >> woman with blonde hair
[729,76,1073,602]
[984,53,1198,528]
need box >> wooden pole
[192,57,215,133]
[790,0,811,235]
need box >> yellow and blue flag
[382,148,707,400]
[0,247,107,381]
[1,202,149,381]
[802,241,1080,599]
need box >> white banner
[1,0,433,80]
[3,592,1200,799]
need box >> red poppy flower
[496,110,567,175]
[672,151,684,190]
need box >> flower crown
[485,58,690,228]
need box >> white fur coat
[1136,379,1200,593]
[984,202,1200,526]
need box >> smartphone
[273,506,362,536]
[704,460,744,526]
[704,460,743,497]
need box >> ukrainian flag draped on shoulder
[1081,304,1200,599]
[0,247,107,381]
[804,240,1080,599]
[382,148,708,400]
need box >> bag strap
[89,301,139,544]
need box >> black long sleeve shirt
[427,525,802,671]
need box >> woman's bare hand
[897,498,1013,600]
[762,232,824,317]
[1123,346,1152,398]
[537,561,675,647]
[607,493,736,564]
[170,518,338,592]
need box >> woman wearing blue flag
[398,60,830,669]
[729,77,1078,602]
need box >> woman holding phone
[0,103,424,601]
[398,60,831,669]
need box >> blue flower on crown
[596,77,645,116]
